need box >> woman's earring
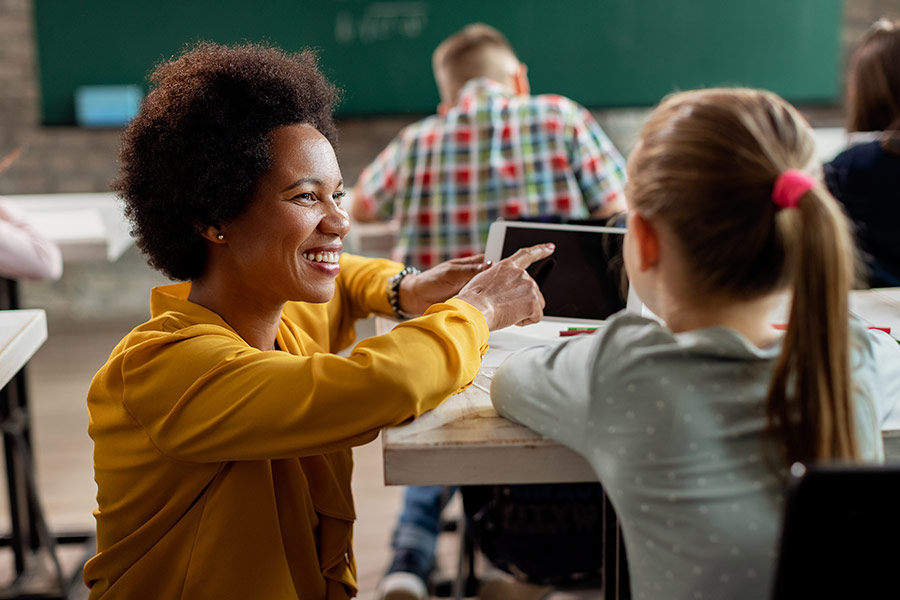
[216,233,224,241]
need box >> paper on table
[483,319,607,368]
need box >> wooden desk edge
[382,436,596,485]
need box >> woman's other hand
[455,243,554,330]
[398,254,490,316]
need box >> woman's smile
[301,245,342,275]
[215,124,350,305]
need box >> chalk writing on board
[335,2,428,45]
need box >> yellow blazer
[84,254,488,599]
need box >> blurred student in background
[355,23,626,600]
[352,23,626,268]
[0,148,62,282]
[825,18,900,287]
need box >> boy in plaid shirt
[361,24,625,600]
[352,23,626,269]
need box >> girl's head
[846,18,900,140]
[626,88,860,466]
[625,88,836,303]
[114,42,340,281]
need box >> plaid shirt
[355,78,627,269]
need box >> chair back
[771,463,900,599]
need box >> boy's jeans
[386,485,458,581]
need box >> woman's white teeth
[303,251,339,263]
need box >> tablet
[484,221,636,322]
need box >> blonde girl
[491,88,900,600]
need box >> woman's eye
[333,191,346,204]
[293,193,314,202]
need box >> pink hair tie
[772,169,816,210]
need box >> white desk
[0,310,47,389]
[849,287,900,335]
[383,319,596,485]
[4,192,133,263]
[0,309,48,577]
[812,126,847,163]
[382,289,900,486]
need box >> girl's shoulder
[598,312,776,361]
[601,311,671,340]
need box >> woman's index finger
[503,243,556,269]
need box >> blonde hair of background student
[626,87,859,466]
[431,22,529,111]
[845,17,900,150]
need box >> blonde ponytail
[766,185,859,464]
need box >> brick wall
[1,0,894,328]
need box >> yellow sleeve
[332,252,403,320]
[102,299,488,462]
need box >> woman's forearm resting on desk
[95,266,490,463]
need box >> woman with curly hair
[825,18,900,287]
[84,42,551,599]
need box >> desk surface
[4,192,133,263]
[0,310,47,390]
[812,126,847,163]
[382,289,900,486]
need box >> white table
[0,309,48,577]
[382,289,900,486]
[4,192,133,263]
[849,287,900,336]
[0,310,47,390]
[812,126,847,163]
[383,319,597,485]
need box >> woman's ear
[199,224,226,244]
[629,212,660,272]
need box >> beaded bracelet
[387,266,421,320]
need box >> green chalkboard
[34,0,842,125]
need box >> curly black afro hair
[112,42,340,281]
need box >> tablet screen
[498,225,628,320]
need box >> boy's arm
[567,105,628,215]
[352,134,406,223]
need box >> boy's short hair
[432,23,518,101]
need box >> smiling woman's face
[219,123,350,305]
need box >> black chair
[431,484,630,600]
[771,463,900,599]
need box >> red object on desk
[559,329,598,337]
[772,323,891,334]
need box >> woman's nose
[321,202,350,237]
